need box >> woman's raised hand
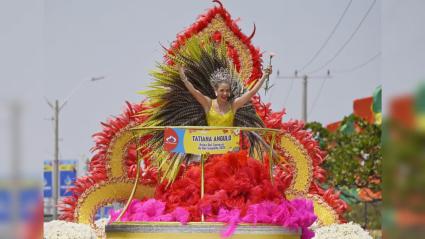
[178,66,188,82]
[263,65,273,78]
[177,65,211,110]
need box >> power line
[308,52,380,117]
[300,0,353,72]
[277,71,331,122]
[308,76,329,116]
[275,70,295,106]
[283,75,295,106]
[308,0,377,75]
[333,52,381,74]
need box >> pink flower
[216,208,241,238]
[109,199,190,224]
[172,207,190,224]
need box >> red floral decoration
[58,101,157,221]
[155,151,288,221]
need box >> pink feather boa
[110,199,189,224]
[110,198,316,239]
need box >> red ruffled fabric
[155,151,289,221]
[119,150,316,239]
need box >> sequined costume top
[206,101,234,126]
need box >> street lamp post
[46,76,105,220]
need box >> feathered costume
[139,37,271,183]
[58,2,349,238]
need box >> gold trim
[107,124,137,178]
[130,125,281,133]
[286,193,339,226]
[110,222,292,226]
[75,177,155,225]
[279,133,313,195]
[107,232,299,239]
[200,154,207,222]
[116,155,142,222]
[269,132,277,183]
[107,222,300,239]
[306,194,339,225]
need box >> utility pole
[46,76,105,220]
[276,70,331,122]
[45,99,60,220]
[53,100,60,220]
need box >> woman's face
[215,83,231,102]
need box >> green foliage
[305,115,382,229]
[306,115,382,192]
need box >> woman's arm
[232,66,272,111]
[179,67,211,111]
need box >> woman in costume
[140,38,274,180]
[179,66,272,127]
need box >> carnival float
[57,1,349,238]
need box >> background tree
[305,114,382,229]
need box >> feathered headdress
[138,37,270,183]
